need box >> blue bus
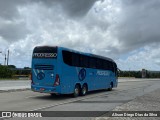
[31,46,118,97]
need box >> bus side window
[103,60,109,70]
[72,53,80,67]
[96,58,103,70]
[62,50,72,66]
[103,60,107,70]
[102,60,106,70]
[109,62,114,72]
[80,55,89,68]
[89,57,96,68]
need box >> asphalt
[96,87,160,120]
[0,80,30,92]
[0,78,160,120]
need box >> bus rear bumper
[31,84,58,94]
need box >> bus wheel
[108,82,113,91]
[80,84,87,96]
[73,85,80,97]
[50,93,57,97]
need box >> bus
[31,46,118,97]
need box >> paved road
[0,80,30,91]
[0,79,160,120]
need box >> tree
[0,65,14,78]
[8,65,16,68]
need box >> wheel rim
[75,87,79,95]
[109,83,112,90]
[82,87,86,95]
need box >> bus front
[31,46,60,94]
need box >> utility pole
[0,51,2,65]
[4,54,6,65]
[7,50,9,66]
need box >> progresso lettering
[97,71,110,76]
[33,53,57,58]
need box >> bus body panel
[61,64,76,94]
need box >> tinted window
[113,63,117,73]
[62,50,72,66]
[72,53,80,67]
[62,50,116,72]
[80,55,89,68]
[33,46,57,53]
[96,58,103,69]
[103,60,114,72]
[33,46,57,58]
[108,62,114,72]
[89,57,96,68]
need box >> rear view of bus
[31,46,60,94]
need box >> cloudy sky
[0,0,160,70]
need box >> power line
[5,54,6,65]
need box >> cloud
[117,44,160,70]
[0,0,98,42]
[39,0,98,17]
[114,0,160,52]
[0,18,30,42]
[0,0,160,70]
[60,0,97,17]
[0,0,23,19]
[0,0,32,42]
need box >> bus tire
[108,82,113,91]
[73,84,80,97]
[50,93,57,97]
[80,84,87,96]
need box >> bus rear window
[33,46,57,58]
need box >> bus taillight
[54,74,60,86]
